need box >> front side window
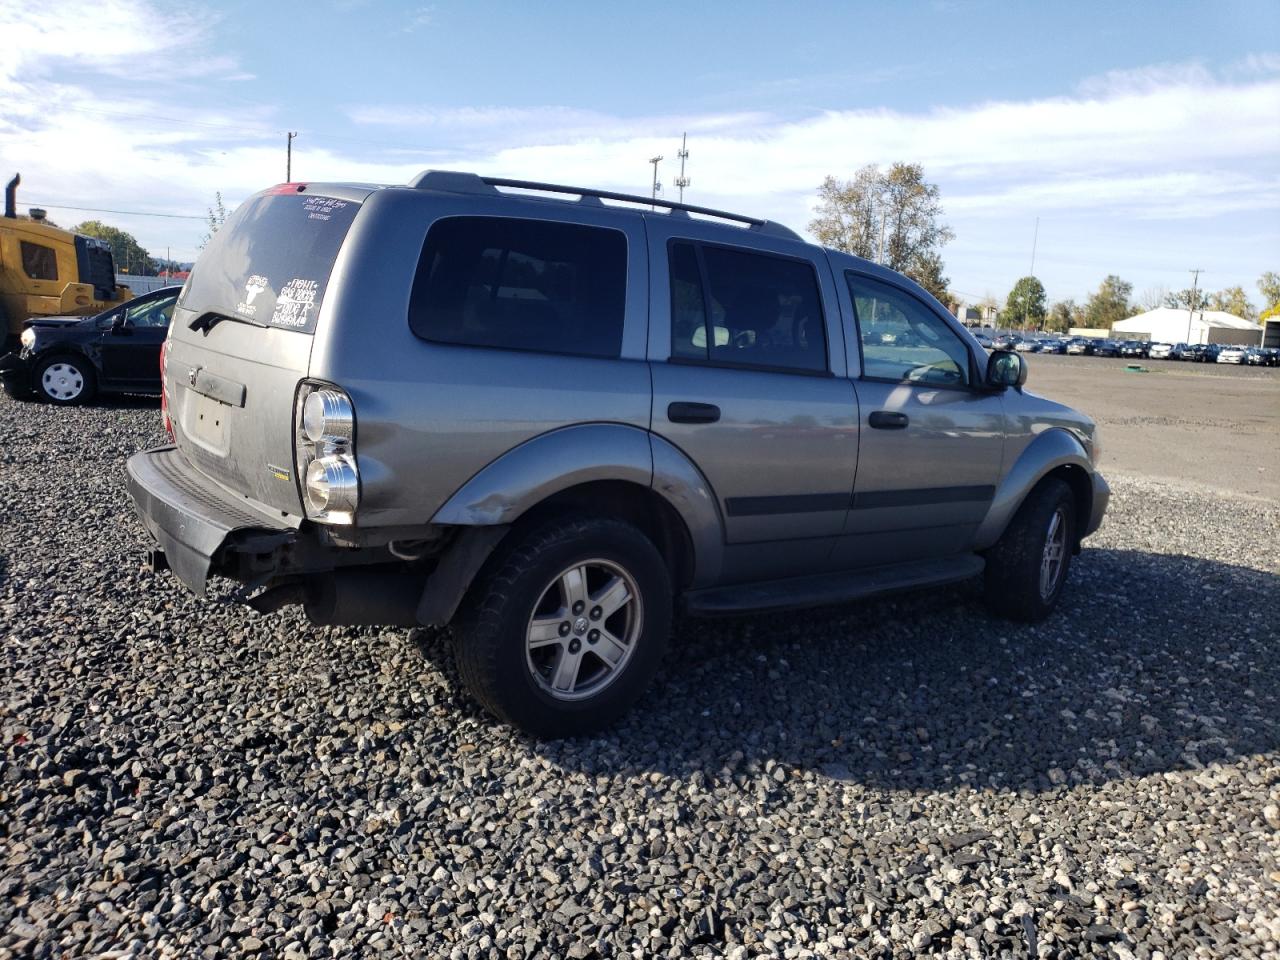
[21,242,58,281]
[409,216,627,358]
[124,293,177,328]
[846,273,971,387]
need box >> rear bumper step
[126,445,300,596]
[682,554,986,617]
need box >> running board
[682,554,986,617]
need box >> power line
[25,201,205,220]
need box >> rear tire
[984,478,1075,623]
[453,516,672,739]
[34,354,96,406]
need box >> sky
[1,0,1278,309]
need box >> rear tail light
[159,339,174,441]
[294,382,359,524]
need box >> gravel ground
[1,393,1278,960]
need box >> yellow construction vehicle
[1,173,133,346]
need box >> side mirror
[986,350,1028,390]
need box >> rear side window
[668,240,827,373]
[409,216,627,358]
[21,241,58,281]
[180,191,361,334]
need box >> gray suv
[126,172,1109,736]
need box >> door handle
[668,402,721,424]
[868,410,909,430]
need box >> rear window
[179,191,361,334]
[408,216,627,358]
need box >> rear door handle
[868,411,909,430]
[668,402,721,424]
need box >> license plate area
[186,392,231,455]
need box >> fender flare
[429,422,726,587]
[972,428,1093,551]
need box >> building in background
[1111,307,1263,346]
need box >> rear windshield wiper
[189,312,267,335]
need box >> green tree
[1165,288,1209,311]
[71,220,154,275]
[1004,276,1047,328]
[1085,275,1133,329]
[1044,299,1078,334]
[200,191,228,250]
[1256,271,1280,310]
[809,162,954,302]
[1206,286,1256,321]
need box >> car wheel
[34,354,96,406]
[453,515,672,738]
[983,477,1075,623]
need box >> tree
[810,162,954,302]
[1206,286,1256,321]
[1257,271,1280,310]
[200,192,228,250]
[809,168,882,260]
[71,220,154,275]
[1138,286,1168,311]
[1045,299,1079,334]
[1165,288,1208,311]
[1084,275,1133,329]
[1004,276,1047,328]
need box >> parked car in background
[1014,338,1040,352]
[1119,340,1148,358]
[992,334,1020,351]
[1065,338,1094,356]
[0,286,180,404]
[1216,346,1248,364]
[973,333,993,349]
[1191,344,1222,363]
[1038,338,1066,354]
[123,171,1109,736]
[1092,340,1121,358]
[1245,347,1279,366]
[1148,342,1177,359]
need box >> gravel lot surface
[2,390,1278,960]
[1023,355,1280,500]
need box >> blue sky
[3,0,1278,310]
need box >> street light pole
[286,131,297,182]
[648,155,663,208]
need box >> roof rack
[407,169,801,241]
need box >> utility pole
[1186,268,1203,344]
[673,133,690,203]
[1029,216,1040,276]
[286,131,298,182]
[648,155,663,208]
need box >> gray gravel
[1,392,1278,959]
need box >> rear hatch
[165,184,369,515]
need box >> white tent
[1112,307,1263,346]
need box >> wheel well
[511,480,696,590]
[1042,463,1091,551]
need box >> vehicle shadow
[514,548,1279,792]
[95,394,161,410]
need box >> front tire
[453,516,672,738]
[984,478,1075,622]
[34,354,96,406]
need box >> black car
[0,286,179,405]
[1092,339,1121,357]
